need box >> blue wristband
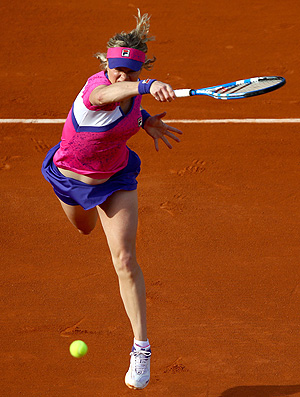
[141,109,151,128]
[138,79,156,95]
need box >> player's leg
[97,190,147,341]
[58,198,98,235]
[98,190,151,389]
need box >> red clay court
[1,1,300,396]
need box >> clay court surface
[1,0,300,396]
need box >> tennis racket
[174,76,285,100]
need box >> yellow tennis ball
[69,340,88,358]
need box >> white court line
[165,118,300,124]
[0,119,67,124]
[0,118,300,124]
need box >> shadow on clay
[219,385,300,397]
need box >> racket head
[191,76,286,99]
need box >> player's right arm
[89,81,176,106]
[89,82,139,106]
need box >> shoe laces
[130,349,151,375]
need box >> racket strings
[236,79,281,94]
[214,78,283,97]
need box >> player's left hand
[143,112,183,151]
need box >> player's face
[107,66,141,83]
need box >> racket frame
[174,76,286,100]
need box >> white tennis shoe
[125,346,151,389]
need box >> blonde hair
[94,9,156,71]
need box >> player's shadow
[219,385,300,397]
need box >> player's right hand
[150,81,176,102]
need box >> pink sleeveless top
[53,71,143,179]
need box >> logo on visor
[121,49,130,57]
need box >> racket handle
[174,89,192,97]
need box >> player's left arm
[143,112,183,151]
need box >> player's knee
[78,228,92,235]
[77,224,95,235]
[113,252,138,278]
[73,219,97,235]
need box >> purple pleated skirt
[41,143,141,210]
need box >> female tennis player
[41,10,182,390]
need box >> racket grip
[174,89,191,97]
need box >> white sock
[134,338,150,350]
